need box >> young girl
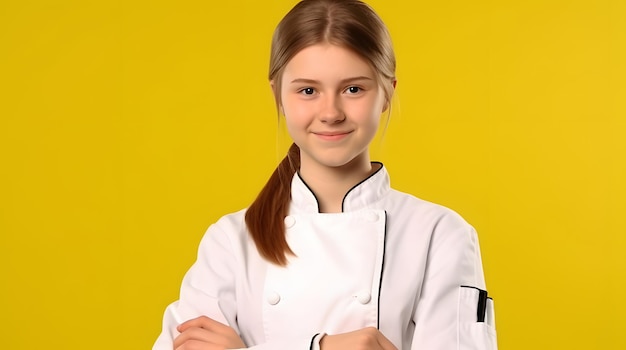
[154,1,497,349]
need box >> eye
[299,87,315,95]
[345,86,362,94]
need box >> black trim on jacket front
[377,210,388,329]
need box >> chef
[154,1,497,349]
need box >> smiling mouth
[313,131,352,141]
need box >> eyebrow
[289,76,374,85]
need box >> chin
[301,147,369,170]
[320,155,366,169]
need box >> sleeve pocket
[458,286,498,350]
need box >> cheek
[282,98,311,124]
[350,100,383,125]
[361,105,384,136]
[366,116,382,135]
[282,106,308,135]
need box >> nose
[319,94,345,124]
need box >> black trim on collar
[296,162,384,213]
[341,162,384,212]
[309,333,321,350]
[296,171,321,213]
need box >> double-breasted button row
[266,291,281,305]
[265,290,372,305]
[284,211,381,228]
[284,216,296,228]
[355,290,372,304]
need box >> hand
[173,316,246,350]
[320,327,397,350]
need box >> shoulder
[385,188,471,228]
[384,189,483,272]
[198,208,250,252]
[382,188,478,253]
[212,208,248,233]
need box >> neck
[299,156,377,213]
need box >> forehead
[282,44,376,82]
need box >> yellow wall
[1,0,624,349]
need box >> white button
[365,211,379,222]
[284,216,296,228]
[267,291,281,305]
[356,291,371,304]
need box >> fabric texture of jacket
[154,163,497,349]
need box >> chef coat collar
[291,162,390,213]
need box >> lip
[313,131,353,141]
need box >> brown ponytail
[245,143,300,266]
[245,0,396,265]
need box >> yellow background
[1,0,624,349]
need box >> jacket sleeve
[410,212,497,350]
[153,220,324,350]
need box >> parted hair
[245,0,396,265]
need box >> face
[276,44,389,174]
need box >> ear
[382,79,397,112]
[270,80,277,99]
[270,80,283,114]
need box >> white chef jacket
[154,163,497,350]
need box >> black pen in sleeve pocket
[477,289,488,322]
